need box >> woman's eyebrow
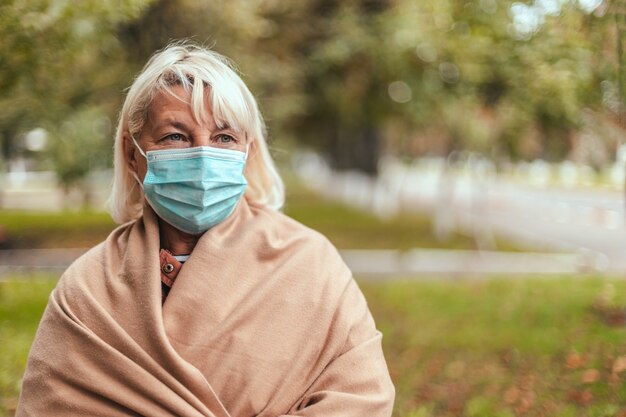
[154,119,191,131]
[153,118,237,133]
[215,121,232,131]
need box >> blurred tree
[594,0,626,127]
[119,0,409,174]
[377,0,605,163]
[297,1,393,175]
[0,0,153,171]
[3,0,616,183]
[610,0,626,124]
[47,107,111,208]
[116,0,614,170]
[117,0,312,153]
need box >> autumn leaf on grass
[2,397,17,412]
[516,391,536,414]
[503,386,519,405]
[567,389,593,406]
[581,369,600,384]
[612,356,626,374]
[565,351,584,370]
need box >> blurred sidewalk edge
[0,248,606,280]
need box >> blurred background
[3,0,626,416]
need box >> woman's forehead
[147,86,223,128]
[150,87,204,113]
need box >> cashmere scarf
[16,199,395,416]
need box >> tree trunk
[0,128,14,171]
[328,124,381,176]
[0,128,15,209]
[81,182,94,211]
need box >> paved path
[0,248,88,276]
[295,158,626,274]
[438,181,625,273]
[1,163,621,277]
[0,247,594,279]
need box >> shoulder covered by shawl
[245,201,354,284]
[16,201,395,417]
[51,201,353,325]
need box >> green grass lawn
[0,183,520,251]
[2,276,626,416]
[0,277,56,415]
[0,210,116,249]
[360,277,626,417]
[283,184,484,250]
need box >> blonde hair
[108,42,284,224]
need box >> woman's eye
[165,133,185,142]
[215,134,235,144]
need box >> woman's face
[125,84,247,182]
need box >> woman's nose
[192,134,212,147]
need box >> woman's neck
[158,220,200,255]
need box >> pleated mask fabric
[134,139,248,235]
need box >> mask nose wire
[135,134,247,160]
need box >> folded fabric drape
[16,199,395,416]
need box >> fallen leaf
[609,372,621,386]
[566,351,584,370]
[2,397,17,411]
[515,398,533,414]
[520,391,536,407]
[520,374,535,390]
[567,389,593,406]
[613,356,626,374]
[581,369,600,384]
[593,304,626,326]
[504,386,519,405]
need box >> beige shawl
[16,199,395,416]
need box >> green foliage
[0,0,154,165]
[47,107,112,190]
[377,0,605,161]
[1,0,622,176]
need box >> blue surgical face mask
[132,137,248,235]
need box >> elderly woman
[16,43,395,417]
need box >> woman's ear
[246,137,256,159]
[122,132,138,174]
[243,139,257,179]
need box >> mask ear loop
[130,135,147,188]
[244,144,250,161]
[131,136,148,159]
